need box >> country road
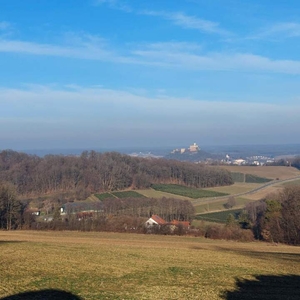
[191,175,300,207]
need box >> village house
[60,201,104,221]
[145,215,190,233]
[145,215,166,227]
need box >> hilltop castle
[171,142,200,154]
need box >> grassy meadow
[193,197,253,214]
[1,231,300,300]
[219,166,300,180]
[151,184,229,199]
[111,191,146,198]
[194,209,243,223]
[202,182,262,195]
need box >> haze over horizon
[1,1,300,150]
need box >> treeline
[0,150,233,196]
[0,181,195,231]
[244,186,300,245]
[39,197,195,233]
[194,186,300,244]
[0,184,25,230]
[267,156,300,169]
[68,197,195,222]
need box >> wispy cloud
[141,10,230,36]
[0,21,10,31]
[94,0,132,12]
[1,35,300,74]
[133,42,300,74]
[0,33,134,64]
[94,1,229,36]
[249,22,300,40]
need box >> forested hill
[0,150,233,196]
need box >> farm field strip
[111,191,146,198]
[1,231,300,300]
[280,178,300,187]
[137,188,191,200]
[151,184,229,199]
[194,197,253,214]
[219,166,300,180]
[192,175,300,207]
[194,209,243,223]
[202,182,262,195]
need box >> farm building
[170,219,190,229]
[145,215,166,227]
[60,201,104,215]
[145,215,190,233]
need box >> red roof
[170,220,190,228]
[151,215,166,225]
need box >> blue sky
[0,0,300,150]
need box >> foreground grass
[1,231,300,300]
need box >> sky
[1,0,300,150]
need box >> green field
[194,197,254,214]
[195,209,243,223]
[281,179,300,187]
[151,184,229,199]
[111,191,146,198]
[231,172,245,182]
[95,191,146,199]
[95,192,115,200]
[231,172,272,183]
[245,174,272,183]
[1,231,300,300]
[202,182,262,195]
[137,188,191,200]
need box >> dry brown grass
[203,183,261,195]
[1,231,300,300]
[137,188,190,200]
[194,197,254,214]
[219,166,300,180]
[243,185,285,201]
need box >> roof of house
[170,220,190,228]
[150,215,166,225]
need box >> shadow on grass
[212,246,300,264]
[222,275,300,300]
[0,241,24,245]
[0,289,82,300]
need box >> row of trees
[0,150,233,196]
[244,186,300,245]
[0,178,195,230]
[65,197,195,222]
[0,184,24,230]
[267,156,300,169]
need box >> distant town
[127,142,300,166]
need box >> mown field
[95,191,146,200]
[193,197,253,214]
[194,209,243,223]
[219,166,300,180]
[151,184,229,199]
[111,191,146,198]
[231,172,272,183]
[282,179,300,187]
[0,231,300,300]
[202,182,261,195]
